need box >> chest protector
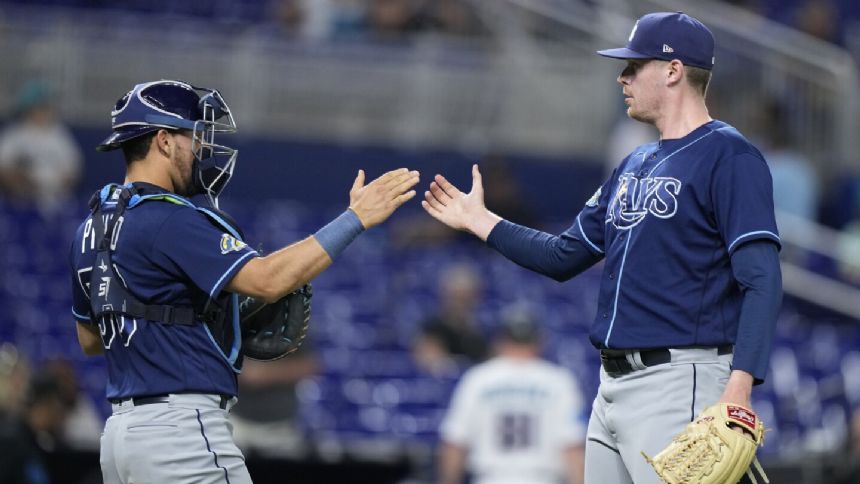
[87,183,244,371]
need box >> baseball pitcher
[422,12,781,484]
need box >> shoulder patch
[585,186,602,207]
[220,233,247,254]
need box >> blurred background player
[231,347,320,458]
[0,368,68,484]
[438,315,585,484]
[413,263,487,376]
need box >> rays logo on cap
[628,20,639,42]
[220,233,247,254]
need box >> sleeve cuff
[209,250,258,299]
[727,231,781,254]
[486,219,513,249]
[72,307,93,324]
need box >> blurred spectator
[366,0,421,40]
[437,316,586,484]
[231,347,319,458]
[417,0,481,37]
[758,99,819,221]
[0,343,31,418]
[481,155,538,228]
[793,0,843,45]
[818,171,860,230]
[413,263,487,376]
[835,214,860,285]
[0,370,68,484]
[828,405,860,483]
[0,80,82,213]
[263,0,337,42]
[40,359,102,451]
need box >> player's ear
[666,60,684,87]
[154,129,172,157]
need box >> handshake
[349,164,499,241]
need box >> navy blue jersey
[575,120,780,349]
[69,184,258,400]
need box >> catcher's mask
[96,79,238,208]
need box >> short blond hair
[685,66,712,97]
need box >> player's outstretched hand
[349,168,420,229]
[422,164,501,241]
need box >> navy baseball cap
[597,12,715,70]
[97,80,204,152]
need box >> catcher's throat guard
[240,284,312,361]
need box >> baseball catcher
[240,284,312,361]
[643,403,768,484]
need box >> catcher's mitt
[240,284,312,361]
[643,403,768,484]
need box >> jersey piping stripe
[576,214,604,254]
[604,129,716,348]
[209,251,257,300]
[203,324,242,372]
[72,307,91,320]
[195,409,231,484]
[727,230,780,253]
[604,234,631,348]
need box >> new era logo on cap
[597,12,715,70]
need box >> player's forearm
[729,240,782,384]
[487,220,602,281]
[228,210,366,302]
[719,370,754,406]
[76,322,104,356]
[228,237,333,303]
[438,442,467,484]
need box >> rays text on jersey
[607,173,682,229]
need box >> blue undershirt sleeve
[729,239,782,385]
[486,220,604,282]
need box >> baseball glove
[240,284,312,361]
[643,403,768,484]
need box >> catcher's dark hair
[685,66,711,97]
[121,131,158,164]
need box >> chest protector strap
[87,185,219,326]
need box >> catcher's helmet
[96,80,238,207]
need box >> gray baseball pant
[584,347,733,484]
[100,393,252,484]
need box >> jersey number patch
[98,312,137,349]
[498,413,534,451]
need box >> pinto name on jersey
[606,172,682,229]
